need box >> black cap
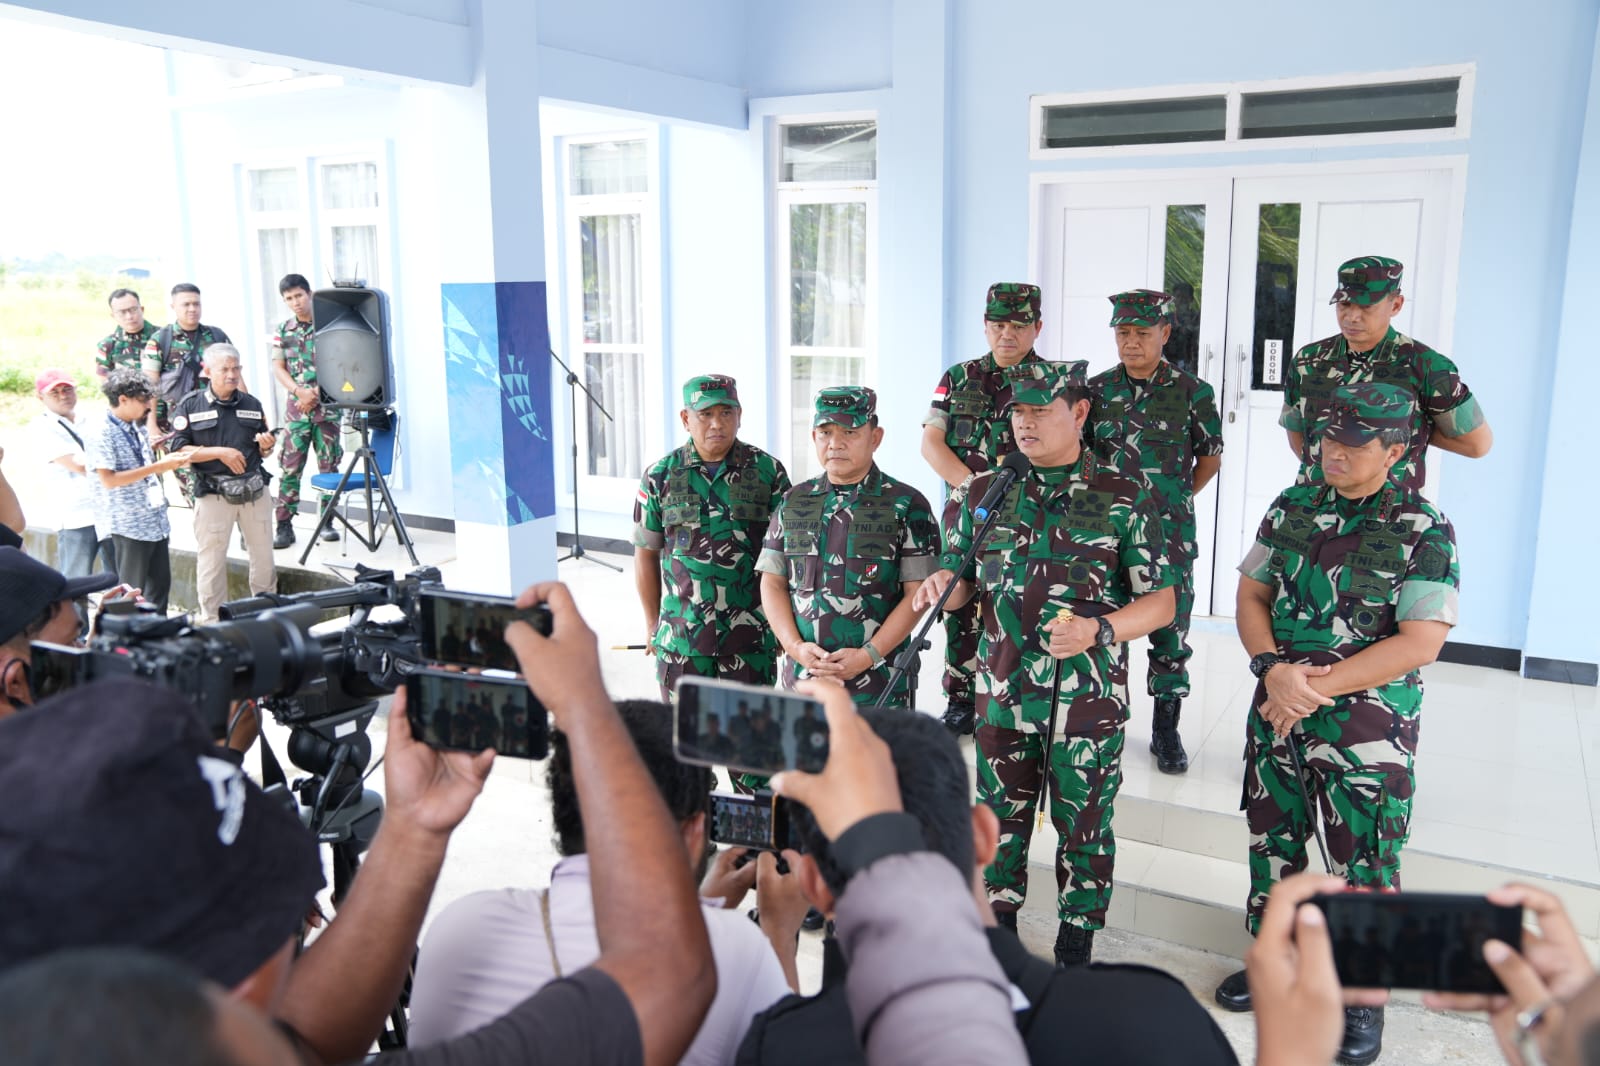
[0,547,117,645]
[0,679,324,987]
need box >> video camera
[27,563,453,897]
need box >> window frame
[773,112,879,479]
[1029,64,1474,161]
[240,159,311,406]
[313,153,391,289]
[559,130,663,503]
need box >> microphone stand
[549,348,622,573]
[872,494,1014,709]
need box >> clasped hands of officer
[1259,660,1335,738]
[790,641,872,682]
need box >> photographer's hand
[770,679,901,840]
[700,846,757,910]
[1247,873,1359,1066]
[756,850,809,993]
[505,581,607,726]
[384,685,495,838]
[1424,883,1595,1065]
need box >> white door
[1037,178,1232,614]
[1037,164,1459,617]
[1210,169,1455,609]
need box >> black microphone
[972,451,1032,522]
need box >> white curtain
[322,162,380,209]
[572,141,647,196]
[580,212,645,479]
[257,228,300,325]
[332,225,380,287]
[790,202,866,349]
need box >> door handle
[1201,343,1214,382]
[1236,344,1249,407]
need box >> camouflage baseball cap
[813,385,877,428]
[1329,256,1404,306]
[1315,383,1415,446]
[1108,289,1175,327]
[985,283,1042,324]
[682,374,740,411]
[1003,360,1089,408]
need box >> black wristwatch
[1095,616,1116,647]
[1248,652,1284,679]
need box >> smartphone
[674,677,828,776]
[707,790,794,851]
[416,588,552,671]
[1310,891,1524,993]
[404,667,548,759]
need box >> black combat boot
[1150,697,1189,774]
[273,520,295,549]
[319,523,340,542]
[1054,923,1093,967]
[993,908,1018,933]
[941,702,975,736]
[1214,968,1252,1011]
[1336,1006,1384,1065]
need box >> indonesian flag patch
[931,384,949,403]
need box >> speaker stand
[299,411,418,567]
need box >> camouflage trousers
[275,413,343,523]
[942,597,982,705]
[657,651,779,796]
[977,723,1126,929]
[1242,711,1415,935]
[1146,513,1196,698]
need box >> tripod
[550,349,622,572]
[300,409,418,567]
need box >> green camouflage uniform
[922,282,1043,708]
[1088,290,1224,698]
[96,323,160,377]
[943,361,1173,929]
[1281,256,1485,494]
[758,387,940,708]
[272,316,344,524]
[634,375,790,702]
[1240,383,1459,934]
[140,323,232,431]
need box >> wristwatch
[1094,616,1116,647]
[1248,652,1284,679]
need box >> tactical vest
[781,485,903,595]
[978,471,1125,612]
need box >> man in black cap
[0,546,119,716]
[0,581,725,1066]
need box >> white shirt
[31,410,96,531]
[409,854,790,1065]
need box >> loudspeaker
[312,286,394,409]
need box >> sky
[0,18,178,263]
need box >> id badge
[145,477,167,509]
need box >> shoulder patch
[1413,543,1450,581]
[171,415,188,430]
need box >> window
[317,159,385,287]
[562,136,659,484]
[243,165,306,334]
[1032,66,1471,157]
[775,119,877,477]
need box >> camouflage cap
[682,374,740,411]
[813,385,877,428]
[1315,383,1415,446]
[1003,360,1089,408]
[1108,289,1175,327]
[1329,256,1404,306]
[985,283,1042,324]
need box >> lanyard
[108,412,150,466]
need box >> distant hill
[4,253,161,276]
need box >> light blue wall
[1526,16,1600,672]
[744,0,893,98]
[944,0,1600,653]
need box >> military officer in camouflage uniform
[96,289,160,379]
[141,283,233,437]
[915,360,1175,967]
[633,375,790,702]
[920,282,1045,736]
[1087,290,1224,774]
[269,273,342,549]
[1213,384,1459,1066]
[1283,255,1492,494]
[758,386,940,708]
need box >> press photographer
[0,546,120,716]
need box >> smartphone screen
[674,677,828,776]
[707,790,787,850]
[416,589,551,671]
[1311,891,1523,993]
[405,669,548,759]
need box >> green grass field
[0,270,173,429]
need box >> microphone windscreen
[1000,450,1033,476]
